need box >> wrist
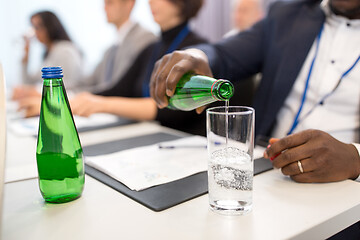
[99,97,110,114]
[349,143,360,180]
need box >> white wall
[0,0,237,89]
[0,0,159,88]
[191,0,232,43]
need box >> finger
[12,88,26,100]
[79,111,91,117]
[263,138,280,159]
[195,106,206,114]
[17,98,34,109]
[266,130,313,160]
[74,107,87,117]
[269,138,279,144]
[150,60,161,101]
[281,158,314,176]
[25,106,40,118]
[152,55,172,108]
[81,107,93,117]
[165,55,198,97]
[272,144,312,169]
[25,109,34,118]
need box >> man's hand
[150,48,213,109]
[264,129,360,183]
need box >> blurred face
[233,0,263,31]
[149,0,183,31]
[104,0,134,28]
[31,15,50,45]
[330,0,360,19]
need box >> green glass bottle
[36,66,84,203]
[168,73,234,111]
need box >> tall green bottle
[168,73,234,111]
[36,66,84,203]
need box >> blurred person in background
[70,0,208,135]
[224,0,265,107]
[225,0,265,37]
[82,0,157,93]
[150,0,360,184]
[14,0,157,117]
[12,11,83,100]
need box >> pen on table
[158,141,221,149]
[158,144,207,149]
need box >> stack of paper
[86,136,208,191]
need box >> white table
[2,121,360,240]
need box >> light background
[0,0,232,88]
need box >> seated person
[13,0,157,117]
[70,0,208,136]
[149,0,360,183]
[82,0,157,93]
[13,11,83,98]
[225,0,264,37]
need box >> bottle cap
[42,67,63,79]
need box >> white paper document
[8,113,121,136]
[254,145,266,159]
[86,136,209,191]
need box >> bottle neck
[43,78,63,87]
[211,80,234,100]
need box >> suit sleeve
[195,20,265,81]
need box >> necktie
[104,44,118,84]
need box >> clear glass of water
[206,106,255,215]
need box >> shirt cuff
[352,143,360,182]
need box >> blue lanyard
[142,25,190,97]
[166,25,190,54]
[287,25,360,135]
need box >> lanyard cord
[166,25,190,54]
[142,25,190,97]
[287,26,323,135]
[287,25,360,135]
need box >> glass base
[44,193,81,204]
[210,200,252,215]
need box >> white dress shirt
[115,20,135,46]
[271,0,360,144]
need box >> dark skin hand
[150,48,212,110]
[264,129,360,183]
[149,1,360,184]
[150,0,360,107]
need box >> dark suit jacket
[197,0,326,137]
[98,22,209,136]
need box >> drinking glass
[206,106,255,215]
